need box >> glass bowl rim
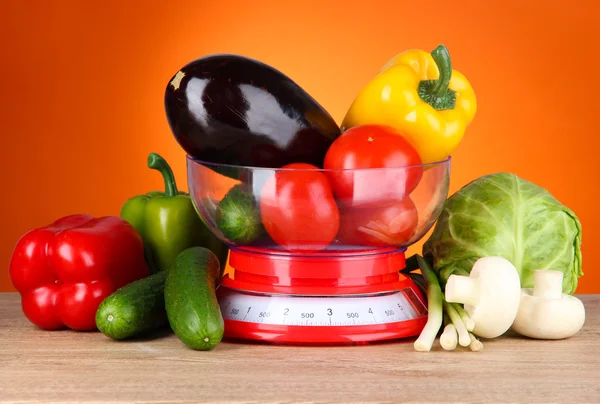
[186,155,452,172]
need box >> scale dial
[217,285,428,344]
[219,286,425,326]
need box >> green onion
[413,255,444,352]
[451,302,475,332]
[444,301,471,347]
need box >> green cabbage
[422,172,583,294]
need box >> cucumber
[96,271,168,340]
[216,184,264,245]
[164,247,224,350]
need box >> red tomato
[260,163,340,252]
[337,198,419,247]
[323,125,423,208]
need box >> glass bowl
[187,156,450,256]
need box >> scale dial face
[218,286,427,327]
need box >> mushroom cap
[464,256,522,339]
[511,290,586,339]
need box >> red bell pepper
[9,214,150,331]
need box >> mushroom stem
[512,269,586,340]
[533,270,563,299]
[445,275,480,307]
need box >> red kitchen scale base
[216,247,428,345]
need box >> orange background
[1,0,597,293]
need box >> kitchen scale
[187,156,450,346]
[216,247,427,344]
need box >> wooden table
[1,293,598,404]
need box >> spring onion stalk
[443,312,452,326]
[451,302,475,332]
[469,332,484,352]
[444,301,471,347]
[413,255,444,352]
[439,313,458,350]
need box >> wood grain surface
[0,292,598,404]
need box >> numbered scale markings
[218,287,426,326]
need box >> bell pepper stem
[430,45,452,98]
[148,153,178,197]
[417,44,456,111]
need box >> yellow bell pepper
[341,45,477,164]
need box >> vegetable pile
[408,173,585,352]
[178,44,478,253]
[9,153,229,351]
[210,124,430,252]
[7,43,586,354]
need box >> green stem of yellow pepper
[418,44,456,111]
[148,153,178,197]
[430,45,452,98]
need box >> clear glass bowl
[187,156,450,256]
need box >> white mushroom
[511,270,586,339]
[444,256,522,339]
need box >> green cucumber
[96,271,168,340]
[164,247,224,350]
[216,184,264,244]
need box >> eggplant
[164,54,341,174]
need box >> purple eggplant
[164,54,341,173]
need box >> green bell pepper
[120,152,229,274]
